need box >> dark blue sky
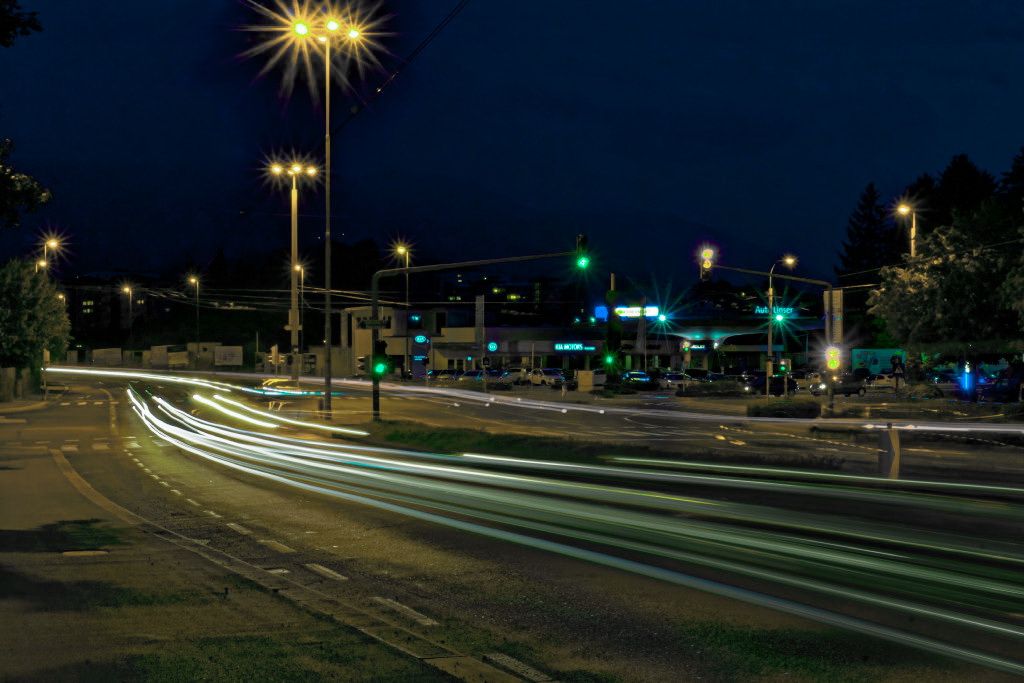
[4,1,1024,285]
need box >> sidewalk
[0,439,462,680]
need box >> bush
[677,381,746,397]
[747,399,820,418]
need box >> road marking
[59,402,70,406]
[152,440,170,447]
[205,510,222,518]
[258,539,296,553]
[149,474,160,479]
[124,441,141,449]
[93,401,104,406]
[226,522,251,535]
[158,481,170,487]
[305,563,348,581]
[76,401,87,406]
[60,444,78,452]
[185,498,201,506]
[92,442,110,451]
[169,489,182,495]
[371,597,439,626]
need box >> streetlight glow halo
[241,0,392,102]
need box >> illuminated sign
[554,342,597,352]
[486,341,498,352]
[593,305,660,320]
[754,306,795,317]
[413,335,430,344]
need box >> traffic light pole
[368,250,577,421]
[711,264,835,405]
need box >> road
[10,368,1024,681]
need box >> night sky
[3,1,1024,287]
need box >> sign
[554,342,597,352]
[852,348,904,373]
[754,305,795,317]
[482,357,491,366]
[486,341,498,352]
[215,346,243,366]
[413,334,430,344]
[362,319,385,329]
[593,305,660,320]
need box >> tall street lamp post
[766,255,796,397]
[898,204,917,258]
[188,276,200,366]
[291,18,363,415]
[122,285,134,353]
[271,162,317,381]
[395,244,410,378]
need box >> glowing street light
[244,0,387,413]
[897,203,917,258]
[122,284,135,351]
[766,255,796,396]
[270,160,318,380]
[394,243,411,379]
[188,276,200,366]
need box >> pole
[766,267,774,398]
[194,283,199,365]
[404,250,410,380]
[290,175,300,381]
[322,38,333,416]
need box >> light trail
[118,383,1024,674]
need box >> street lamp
[270,161,317,381]
[766,255,796,396]
[188,276,200,366]
[292,17,365,414]
[897,204,917,259]
[122,284,134,353]
[395,244,411,379]
[295,263,305,365]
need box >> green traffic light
[604,355,615,365]
[577,256,590,269]
[373,361,388,375]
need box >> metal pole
[910,211,917,259]
[290,175,300,381]
[766,267,774,398]
[404,250,410,379]
[323,39,333,415]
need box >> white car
[658,372,692,389]
[530,368,565,385]
[866,373,896,389]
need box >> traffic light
[371,340,389,378]
[778,359,790,373]
[575,234,590,269]
[699,247,714,281]
[826,346,841,370]
[356,356,368,372]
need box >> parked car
[658,372,692,389]
[866,373,896,390]
[499,367,530,384]
[427,368,460,380]
[621,371,652,385]
[979,378,1023,403]
[457,369,485,381]
[744,375,798,396]
[811,376,868,397]
[681,368,711,382]
[529,368,566,385]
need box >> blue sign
[413,335,429,344]
[486,341,498,352]
[554,342,597,352]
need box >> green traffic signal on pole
[699,247,714,281]
[575,234,590,269]
[373,361,388,376]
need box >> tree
[835,183,901,286]
[869,224,1021,357]
[933,153,997,229]
[0,0,41,48]
[0,138,52,229]
[0,259,70,369]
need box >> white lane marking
[60,444,78,452]
[305,563,348,581]
[185,498,201,506]
[169,489,182,495]
[370,597,439,626]
[205,510,222,518]
[158,481,170,487]
[59,402,70,406]
[258,540,296,553]
[124,442,141,449]
[93,442,110,451]
[226,523,251,535]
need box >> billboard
[214,346,243,366]
[851,348,905,374]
